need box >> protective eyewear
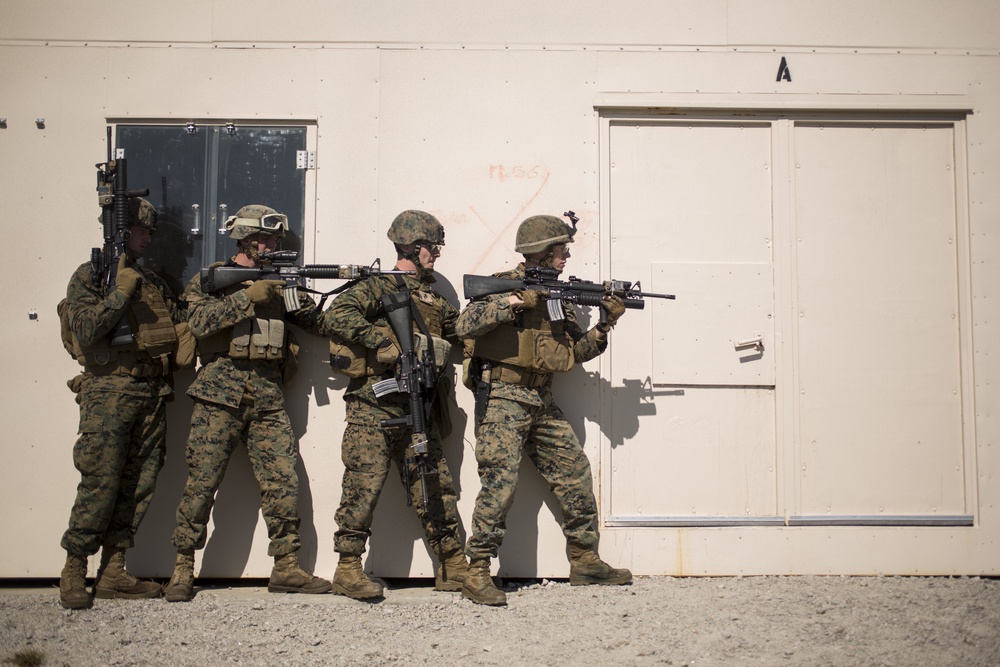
[225,213,289,234]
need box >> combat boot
[59,553,91,610]
[435,548,470,592]
[94,547,162,599]
[568,545,632,586]
[268,552,333,594]
[164,550,196,602]
[332,555,383,599]
[461,559,506,606]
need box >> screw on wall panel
[0,118,7,128]
[28,310,38,320]
[35,118,45,128]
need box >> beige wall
[1,1,998,578]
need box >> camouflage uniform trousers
[465,395,600,562]
[172,398,301,557]
[334,401,463,558]
[61,389,167,557]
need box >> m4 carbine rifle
[463,267,675,323]
[371,291,439,511]
[200,251,414,310]
[93,127,150,346]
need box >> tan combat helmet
[514,214,576,255]
[129,197,158,232]
[387,210,445,246]
[225,204,288,240]
[99,196,158,231]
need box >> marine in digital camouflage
[456,262,609,562]
[322,270,465,560]
[61,253,187,558]
[171,251,327,558]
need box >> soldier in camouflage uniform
[59,197,189,610]
[457,214,631,606]
[164,205,332,601]
[322,210,468,599]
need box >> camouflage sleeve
[184,272,253,339]
[284,290,324,336]
[439,294,461,346]
[65,263,131,347]
[564,303,608,364]
[455,293,517,339]
[322,277,393,349]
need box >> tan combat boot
[268,552,333,594]
[332,555,384,599]
[435,548,470,592]
[164,550,196,602]
[94,547,162,599]
[568,546,633,586]
[461,559,506,606]
[59,553,91,610]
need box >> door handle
[734,335,764,353]
[217,204,229,235]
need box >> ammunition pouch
[329,332,393,379]
[230,317,285,361]
[415,333,452,373]
[173,322,197,370]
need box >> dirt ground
[1,575,998,667]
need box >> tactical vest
[330,280,445,378]
[69,279,177,378]
[469,275,575,375]
[197,284,287,363]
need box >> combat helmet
[129,197,158,232]
[225,205,288,240]
[515,214,576,255]
[98,197,158,231]
[387,210,445,246]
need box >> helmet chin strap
[535,248,560,272]
[399,245,436,283]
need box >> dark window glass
[116,125,306,295]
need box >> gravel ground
[1,575,998,667]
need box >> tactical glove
[513,288,542,311]
[602,295,626,329]
[114,255,142,299]
[246,279,285,304]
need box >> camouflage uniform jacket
[184,257,324,410]
[455,263,607,406]
[323,272,459,422]
[66,261,186,398]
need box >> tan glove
[601,295,626,329]
[245,279,284,304]
[513,288,542,311]
[114,254,142,299]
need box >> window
[115,124,307,295]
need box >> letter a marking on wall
[776,57,792,82]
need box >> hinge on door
[296,150,316,170]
